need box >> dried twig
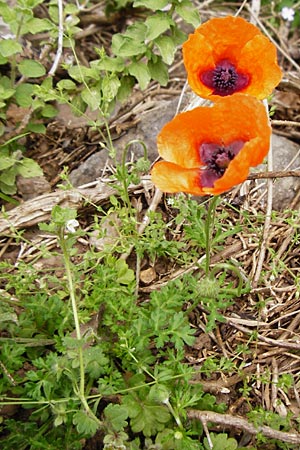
[248,170,300,179]
[228,321,300,350]
[253,100,273,287]
[48,0,64,76]
[187,410,300,444]
[272,119,300,128]
[0,181,148,235]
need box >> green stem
[210,262,245,296]
[164,399,183,429]
[204,195,219,277]
[59,229,103,427]
[120,143,134,214]
[10,16,24,86]
[58,230,85,398]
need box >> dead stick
[248,170,300,180]
[228,321,300,350]
[187,410,300,444]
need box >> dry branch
[187,410,300,444]
[0,182,147,235]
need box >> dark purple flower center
[200,140,245,187]
[200,60,249,96]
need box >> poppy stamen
[200,140,245,187]
[201,60,249,96]
[213,63,238,92]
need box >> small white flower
[65,219,79,233]
[281,6,295,22]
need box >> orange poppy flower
[182,16,282,100]
[151,94,271,196]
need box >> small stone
[69,150,112,187]
[140,267,156,284]
[16,175,51,200]
[89,212,121,251]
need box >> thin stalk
[10,15,25,86]
[59,229,102,427]
[204,195,219,277]
[120,143,134,214]
[59,230,85,395]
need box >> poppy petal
[151,161,205,195]
[157,108,214,168]
[182,16,282,100]
[194,16,260,62]
[237,35,283,100]
[152,94,271,196]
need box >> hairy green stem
[204,195,219,276]
[59,230,85,393]
[10,15,24,86]
[58,228,102,427]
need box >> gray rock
[69,99,178,186]
[260,134,300,210]
[113,98,179,164]
[69,150,112,187]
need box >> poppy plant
[182,16,282,100]
[151,94,271,196]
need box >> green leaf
[115,259,135,285]
[117,76,135,102]
[0,180,16,195]
[41,104,58,118]
[148,384,170,404]
[102,75,121,103]
[0,39,22,57]
[112,35,147,58]
[68,65,100,82]
[73,410,99,436]
[84,346,109,379]
[175,1,200,28]
[18,60,46,77]
[204,433,238,450]
[0,85,15,100]
[0,2,16,23]
[133,0,169,10]
[104,404,128,431]
[15,83,34,107]
[16,158,43,178]
[0,156,16,171]
[25,17,53,33]
[26,123,46,133]
[145,13,174,41]
[123,394,170,437]
[51,206,77,228]
[0,166,16,185]
[124,22,147,41]
[154,35,176,65]
[56,79,76,91]
[128,61,151,90]
[71,94,87,116]
[92,55,125,73]
[0,122,5,137]
[0,312,18,324]
[148,57,169,86]
[0,53,8,65]
[81,87,101,111]
[48,4,59,23]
